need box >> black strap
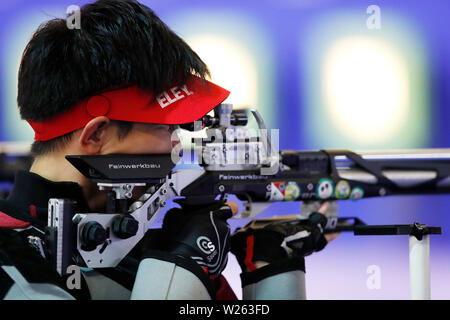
[0,228,91,300]
[0,267,13,299]
[95,256,139,291]
[240,256,306,287]
[142,249,216,300]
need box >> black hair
[18,0,209,156]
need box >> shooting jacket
[0,171,306,300]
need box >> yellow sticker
[284,182,301,201]
[335,180,351,199]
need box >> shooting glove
[230,212,328,273]
[160,197,233,276]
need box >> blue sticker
[350,187,364,200]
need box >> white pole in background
[409,234,430,300]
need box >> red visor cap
[27,75,230,141]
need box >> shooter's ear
[79,116,111,155]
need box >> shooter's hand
[230,202,331,272]
[160,197,238,276]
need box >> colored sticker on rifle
[335,180,351,199]
[284,182,301,201]
[269,182,285,201]
[269,182,302,201]
[350,186,364,200]
[317,178,334,199]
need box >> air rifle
[44,104,450,274]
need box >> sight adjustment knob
[81,221,107,251]
[112,215,139,239]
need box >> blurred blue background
[1,0,450,299]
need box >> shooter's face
[103,123,178,155]
[94,122,178,202]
